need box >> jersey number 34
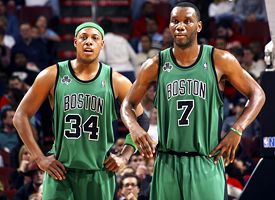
[64,114,100,141]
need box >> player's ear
[74,37,77,48]
[101,40,104,49]
[197,21,202,33]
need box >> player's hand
[131,130,155,158]
[209,131,241,166]
[36,154,66,180]
[104,153,128,172]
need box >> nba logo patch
[203,62,208,70]
[101,80,106,88]
[163,62,173,72]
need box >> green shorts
[42,168,116,200]
[150,152,227,200]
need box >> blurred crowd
[0,0,270,199]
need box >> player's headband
[74,22,104,39]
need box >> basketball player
[13,22,148,199]
[121,2,265,200]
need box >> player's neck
[71,59,100,80]
[173,44,200,65]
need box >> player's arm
[13,65,66,180]
[121,55,159,158]
[210,49,265,165]
[104,70,146,172]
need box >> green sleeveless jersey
[50,60,117,170]
[154,45,224,156]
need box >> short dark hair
[120,173,141,189]
[175,2,201,21]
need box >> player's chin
[80,56,96,64]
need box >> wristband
[124,133,138,153]
[230,127,242,136]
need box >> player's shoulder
[213,48,234,61]
[112,70,131,85]
[36,64,58,81]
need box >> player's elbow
[256,86,266,108]
[260,88,266,107]
[13,110,24,129]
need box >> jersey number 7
[177,100,194,126]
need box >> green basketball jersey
[50,60,117,170]
[154,45,224,156]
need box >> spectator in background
[229,46,244,65]
[222,98,260,139]
[117,166,135,185]
[0,87,24,111]
[131,0,177,21]
[0,107,21,153]
[14,163,44,200]
[8,50,39,86]
[5,0,24,11]
[0,15,14,73]
[242,47,266,80]
[249,40,265,62]
[222,98,260,158]
[31,26,39,39]
[161,27,173,50]
[35,15,60,65]
[35,15,60,43]
[8,76,30,93]
[137,18,163,51]
[99,18,138,83]
[0,0,19,39]
[136,35,159,66]
[147,107,158,145]
[141,82,156,118]
[12,22,50,70]
[234,0,267,23]
[10,145,33,189]
[27,0,60,32]
[129,154,145,171]
[213,36,227,50]
[131,1,168,41]
[25,0,60,18]
[28,192,42,200]
[119,173,146,200]
[136,164,151,199]
[212,23,250,48]
[145,158,155,177]
[208,0,234,24]
[0,15,15,49]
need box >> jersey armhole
[53,63,60,96]
[110,67,119,119]
[153,52,162,108]
[211,48,224,103]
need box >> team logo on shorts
[61,75,72,85]
[163,62,173,72]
